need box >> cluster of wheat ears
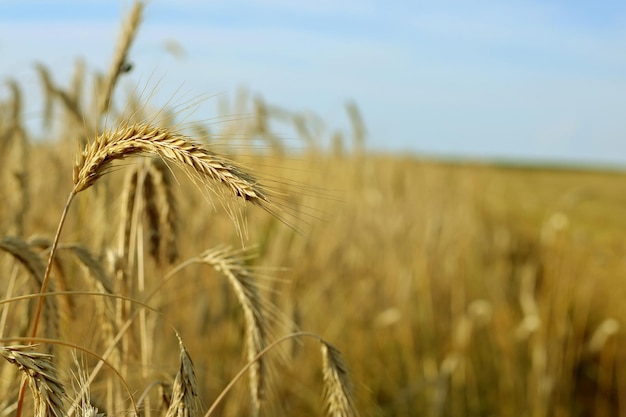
[0,2,359,417]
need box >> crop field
[1,2,626,417]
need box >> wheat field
[1,2,626,417]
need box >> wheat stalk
[201,332,360,417]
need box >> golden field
[1,3,626,417]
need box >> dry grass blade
[165,336,200,417]
[0,345,66,417]
[0,237,59,342]
[320,341,359,417]
[200,246,268,416]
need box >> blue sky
[2,1,626,166]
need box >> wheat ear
[98,0,144,114]
[165,335,200,417]
[199,246,269,416]
[0,345,66,417]
[74,122,270,211]
[321,341,359,417]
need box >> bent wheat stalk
[199,246,268,417]
[203,332,359,417]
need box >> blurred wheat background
[1,2,626,417]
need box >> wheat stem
[15,189,77,417]
[204,332,321,417]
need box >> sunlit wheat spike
[99,0,144,114]
[320,341,359,417]
[200,246,268,416]
[0,345,66,417]
[165,336,199,417]
[73,123,270,208]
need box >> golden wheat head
[73,123,269,205]
[321,341,359,417]
[0,345,66,417]
[165,336,200,417]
